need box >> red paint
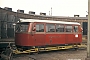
[15,22,82,47]
[15,33,82,46]
[15,33,34,46]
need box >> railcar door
[73,25,81,43]
[65,25,75,44]
[33,23,45,46]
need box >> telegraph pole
[86,0,90,60]
[51,7,52,16]
[87,0,90,57]
[49,11,50,15]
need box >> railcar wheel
[29,52,33,55]
[74,48,78,51]
[37,48,40,54]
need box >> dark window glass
[74,26,78,32]
[36,24,44,32]
[65,25,72,32]
[56,24,64,32]
[46,24,55,32]
[20,25,28,32]
[16,23,29,32]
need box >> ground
[12,49,87,60]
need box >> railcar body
[15,19,82,50]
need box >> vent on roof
[17,9,24,13]
[29,11,35,15]
[86,15,88,17]
[74,15,79,17]
[40,12,46,15]
[4,7,12,11]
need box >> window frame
[35,23,45,32]
[73,25,79,32]
[16,22,29,32]
[56,24,65,32]
[65,25,73,32]
[46,23,55,33]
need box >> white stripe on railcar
[19,19,80,25]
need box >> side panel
[65,34,74,44]
[66,33,82,44]
[73,33,82,43]
[45,33,82,45]
[45,33,66,45]
[34,33,45,46]
[15,33,35,46]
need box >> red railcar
[15,19,82,50]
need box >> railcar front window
[16,23,29,32]
[46,24,55,32]
[36,24,44,32]
[74,26,78,32]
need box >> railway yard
[0,47,87,60]
[0,7,88,60]
[0,37,87,60]
[0,39,87,60]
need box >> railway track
[12,43,87,55]
[0,38,87,60]
[0,44,87,59]
[12,49,87,60]
[12,38,87,54]
[0,38,87,54]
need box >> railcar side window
[36,24,44,32]
[65,25,72,32]
[46,24,55,32]
[56,24,64,32]
[74,26,78,32]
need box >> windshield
[16,23,29,32]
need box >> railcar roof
[19,19,80,25]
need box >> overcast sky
[0,0,88,17]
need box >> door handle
[50,40,52,43]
